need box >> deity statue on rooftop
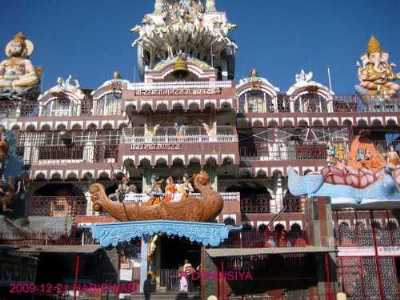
[0,32,41,98]
[355,36,400,100]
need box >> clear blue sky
[2,0,399,94]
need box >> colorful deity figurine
[355,36,400,100]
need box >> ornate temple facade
[1,1,400,299]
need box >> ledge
[206,246,337,258]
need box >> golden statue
[356,36,400,100]
[0,32,41,95]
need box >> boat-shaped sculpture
[89,171,223,222]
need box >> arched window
[239,90,274,113]
[294,93,328,113]
[42,98,80,117]
[95,94,120,115]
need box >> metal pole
[324,253,333,300]
[328,67,333,92]
[370,211,385,300]
[73,255,80,300]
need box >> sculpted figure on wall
[356,36,400,100]
[0,32,41,98]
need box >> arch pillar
[85,189,92,216]
[270,175,284,213]
[142,168,153,194]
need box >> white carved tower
[132,0,237,81]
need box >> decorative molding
[91,220,236,247]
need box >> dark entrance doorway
[159,235,201,291]
[160,236,201,269]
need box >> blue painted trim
[90,220,237,247]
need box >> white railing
[121,135,237,144]
[121,126,238,144]
[124,192,240,204]
[36,159,85,165]
[127,80,232,90]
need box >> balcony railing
[30,196,88,216]
[333,96,400,113]
[335,227,400,247]
[21,144,119,165]
[333,210,400,248]
[240,144,327,161]
[221,229,308,248]
[124,192,240,204]
[120,126,237,144]
[127,80,232,90]
[0,228,95,246]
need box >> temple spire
[206,0,216,12]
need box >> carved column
[83,142,94,163]
[142,168,153,194]
[24,134,39,164]
[84,190,92,216]
[289,99,295,112]
[274,175,284,213]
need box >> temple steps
[123,292,200,300]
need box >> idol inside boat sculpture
[288,135,400,207]
[89,171,223,222]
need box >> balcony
[240,144,327,161]
[221,228,308,248]
[0,228,95,246]
[120,126,238,144]
[30,196,87,216]
[333,210,400,248]
[127,80,232,91]
[333,96,400,113]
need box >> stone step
[122,292,200,300]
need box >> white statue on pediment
[295,69,313,84]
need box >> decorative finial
[174,54,188,72]
[5,32,34,58]
[113,71,122,79]
[13,32,26,44]
[206,0,216,12]
[368,35,381,54]
[251,68,257,77]
[295,70,313,83]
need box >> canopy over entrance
[91,220,238,247]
